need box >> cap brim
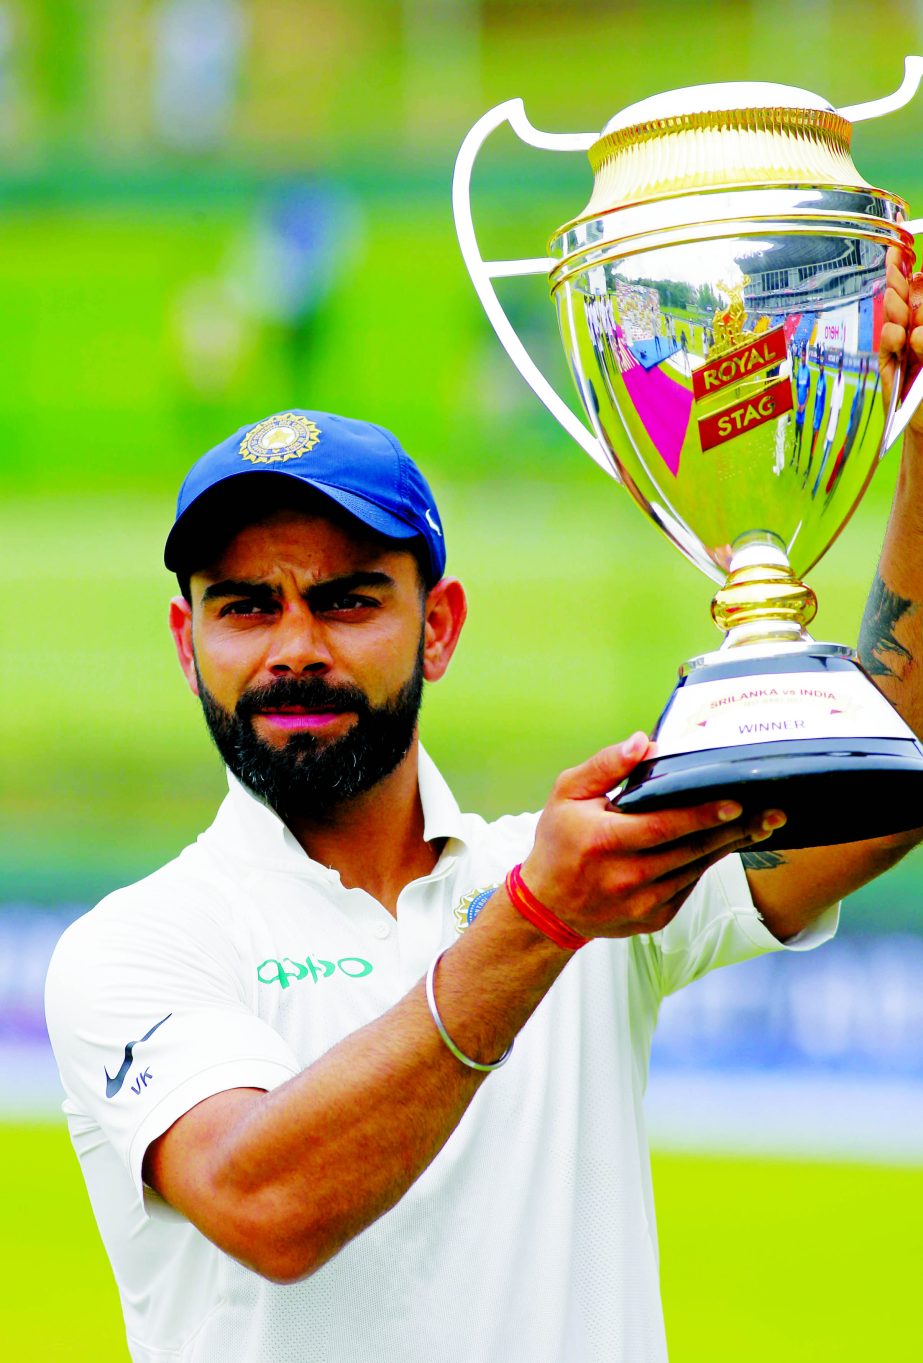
[164,468,421,573]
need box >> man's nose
[266,606,332,674]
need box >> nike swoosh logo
[424,508,442,536]
[104,1013,172,1098]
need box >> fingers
[663,821,778,888]
[886,240,911,286]
[524,771,788,940]
[880,317,907,404]
[886,253,910,300]
[554,733,654,801]
[880,321,906,393]
[552,735,789,862]
[910,272,923,317]
[884,285,911,331]
[639,809,785,882]
[537,744,794,942]
[634,830,776,927]
[911,324,923,366]
[908,274,923,371]
[602,795,748,853]
[880,280,923,416]
[589,824,782,939]
[597,809,783,902]
[880,253,918,403]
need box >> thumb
[555,733,654,801]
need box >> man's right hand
[519,733,784,942]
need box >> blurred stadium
[4,1,923,1358]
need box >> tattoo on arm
[741,849,788,871]
[859,573,915,679]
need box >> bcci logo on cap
[240,413,321,465]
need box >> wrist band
[425,949,513,1073]
[505,863,589,951]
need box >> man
[793,339,811,466]
[812,350,847,499]
[46,264,922,1362]
[827,355,871,497]
[805,344,828,483]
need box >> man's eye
[220,600,275,617]
[325,594,378,612]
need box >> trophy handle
[882,213,923,451]
[453,99,618,480]
[838,55,923,122]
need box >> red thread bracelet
[505,863,589,951]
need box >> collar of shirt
[201,746,469,883]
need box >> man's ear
[422,577,467,683]
[169,596,200,696]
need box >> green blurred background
[5,1,923,1358]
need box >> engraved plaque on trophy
[455,60,923,847]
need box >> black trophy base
[616,736,923,849]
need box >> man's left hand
[880,241,923,439]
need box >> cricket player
[812,351,847,498]
[805,345,829,481]
[793,340,811,465]
[827,356,871,496]
[44,259,923,1363]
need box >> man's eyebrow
[306,571,395,600]
[200,579,281,603]
[200,572,396,605]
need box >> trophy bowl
[455,64,923,848]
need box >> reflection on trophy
[455,60,923,847]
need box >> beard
[195,641,424,823]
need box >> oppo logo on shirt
[257,954,373,990]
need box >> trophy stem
[711,541,817,649]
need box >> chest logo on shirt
[257,953,374,990]
[452,885,498,934]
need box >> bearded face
[195,635,425,823]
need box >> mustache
[235,676,372,720]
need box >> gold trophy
[455,61,923,847]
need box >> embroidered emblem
[240,413,321,465]
[453,886,498,934]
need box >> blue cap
[164,409,445,583]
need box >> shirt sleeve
[656,852,839,997]
[44,889,301,1207]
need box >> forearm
[183,894,571,1281]
[859,430,923,731]
[150,741,780,1278]
[746,434,923,930]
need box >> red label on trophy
[692,325,788,402]
[698,375,794,451]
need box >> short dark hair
[174,478,432,602]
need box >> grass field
[6,1120,922,1362]
[655,1150,923,1360]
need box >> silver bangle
[424,949,513,1073]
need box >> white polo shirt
[45,750,837,1363]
